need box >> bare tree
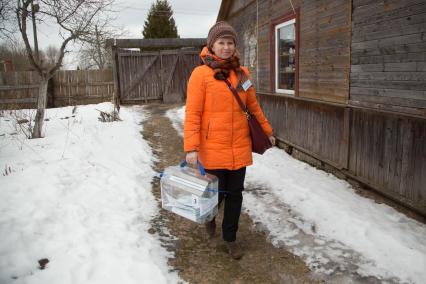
[0,0,16,40]
[43,45,59,68]
[0,41,33,71]
[78,23,126,70]
[16,0,114,138]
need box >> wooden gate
[117,49,200,104]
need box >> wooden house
[217,0,426,215]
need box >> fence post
[159,50,163,103]
[111,43,121,110]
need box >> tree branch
[17,0,43,76]
[47,33,75,77]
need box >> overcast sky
[25,0,222,68]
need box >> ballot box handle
[180,160,206,176]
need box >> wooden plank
[352,52,426,65]
[299,70,348,81]
[299,81,349,92]
[350,63,383,72]
[302,0,348,18]
[350,93,426,108]
[340,107,350,169]
[400,119,414,198]
[0,85,39,90]
[349,100,426,117]
[120,97,163,102]
[351,79,426,91]
[163,53,180,96]
[352,18,426,43]
[353,0,426,25]
[51,82,114,87]
[300,46,350,56]
[54,95,108,99]
[118,53,127,99]
[353,0,377,8]
[417,62,426,71]
[0,98,37,103]
[351,41,426,57]
[106,38,206,48]
[301,15,350,34]
[299,54,349,66]
[351,86,426,100]
[412,121,426,205]
[352,33,424,51]
[123,55,158,98]
[299,65,349,73]
[300,91,348,104]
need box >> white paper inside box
[160,165,219,224]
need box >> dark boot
[225,241,244,260]
[205,219,216,238]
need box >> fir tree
[142,0,179,39]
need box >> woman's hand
[186,151,198,164]
[268,135,276,146]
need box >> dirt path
[141,104,319,284]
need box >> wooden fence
[0,69,114,109]
[116,49,200,104]
[0,71,39,109]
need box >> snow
[165,107,185,138]
[0,103,181,284]
[166,105,426,284]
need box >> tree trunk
[31,78,49,138]
[95,25,104,69]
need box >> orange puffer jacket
[184,51,273,170]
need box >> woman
[184,21,275,260]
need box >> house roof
[217,0,258,22]
[217,0,233,22]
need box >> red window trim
[269,9,300,96]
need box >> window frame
[270,10,300,96]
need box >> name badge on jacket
[241,79,252,91]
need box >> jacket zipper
[231,86,235,169]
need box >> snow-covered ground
[2,103,425,284]
[0,103,181,284]
[167,106,426,284]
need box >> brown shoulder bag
[224,79,272,155]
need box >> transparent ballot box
[160,162,218,224]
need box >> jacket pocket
[206,120,211,139]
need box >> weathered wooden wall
[299,0,351,103]
[350,0,426,117]
[349,109,426,212]
[228,0,351,103]
[222,0,426,215]
[222,0,258,83]
[258,93,426,215]
[259,93,350,169]
[0,69,114,109]
[117,49,200,104]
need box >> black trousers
[205,167,246,242]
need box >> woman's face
[211,37,235,60]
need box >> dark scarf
[203,49,248,91]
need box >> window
[275,19,296,94]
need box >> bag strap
[223,79,251,118]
